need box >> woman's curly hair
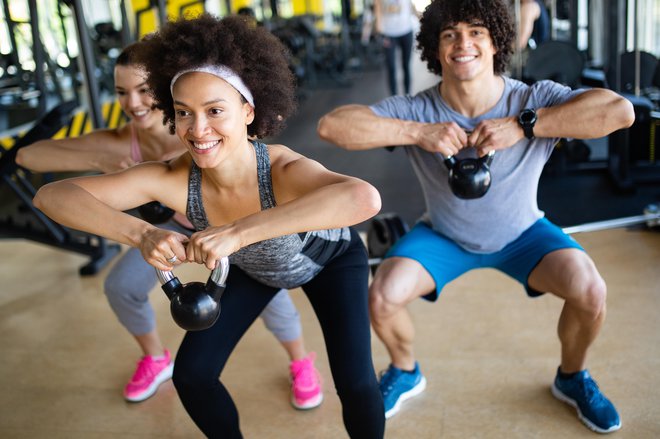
[136,13,296,138]
[417,0,514,76]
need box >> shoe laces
[579,375,602,404]
[290,353,320,389]
[130,356,158,385]
[379,366,402,396]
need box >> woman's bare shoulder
[266,143,304,167]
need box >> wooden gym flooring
[1,227,659,438]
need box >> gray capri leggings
[104,220,302,341]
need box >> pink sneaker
[289,352,323,410]
[124,350,174,402]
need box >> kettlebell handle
[444,149,495,166]
[482,150,495,166]
[156,256,230,287]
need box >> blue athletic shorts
[385,217,584,301]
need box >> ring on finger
[166,255,178,264]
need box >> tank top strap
[253,140,276,209]
[129,123,143,163]
[187,163,207,231]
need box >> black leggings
[172,229,385,438]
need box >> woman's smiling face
[172,72,254,168]
[114,64,161,128]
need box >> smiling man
[318,0,634,433]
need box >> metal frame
[1,0,26,90]
[69,0,104,129]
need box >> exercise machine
[0,101,120,275]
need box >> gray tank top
[186,140,351,289]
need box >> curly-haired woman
[34,14,385,438]
[17,42,323,409]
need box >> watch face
[520,109,536,124]
[519,109,536,138]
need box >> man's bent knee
[574,275,607,319]
[369,283,403,322]
[368,257,433,320]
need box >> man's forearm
[318,105,420,150]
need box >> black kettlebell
[444,151,495,199]
[155,257,230,331]
[137,201,176,224]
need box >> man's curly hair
[417,0,514,76]
[136,13,296,138]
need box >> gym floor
[1,54,659,438]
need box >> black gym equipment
[25,0,48,117]
[137,202,176,225]
[444,151,495,199]
[523,41,585,88]
[366,213,409,271]
[0,100,120,275]
[156,257,229,331]
[603,1,660,192]
[90,21,124,94]
[607,51,658,96]
[270,15,351,89]
[1,0,73,128]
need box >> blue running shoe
[551,368,621,433]
[379,362,426,419]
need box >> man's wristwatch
[518,108,537,139]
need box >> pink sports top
[129,123,143,163]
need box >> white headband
[170,64,254,107]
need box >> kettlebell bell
[137,201,176,224]
[155,257,230,331]
[444,151,495,199]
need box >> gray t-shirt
[370,76,583,253]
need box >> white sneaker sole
[385,376,427,419]
[124,362,174,403]
[551,383,622,433]
[291,392,324,410]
